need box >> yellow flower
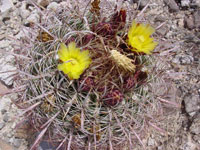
[128,21,157,54]
[57,42,91,80]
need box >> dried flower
[111,8,126,30]
[79,77,95,92]
[96,22,114,36]
[40,95,56,113]
[128,21,157,54]
[104,89,123,106]
[71,114,81,129]
[88,124,101,141]
[90,0,101,16]
[37,30,53,42]
[123,76,135,90]
[57,42,91,80]
[110,50,135,72]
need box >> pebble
[190,0,200,8]
[0,63,16,86]
[0,123,5,130]
[172,55,194,65]
[1,109,7,115]
[164,0,179,12]
[147,137,156,146]
[20,9,30,19]
[134,0,148,10]
[60,1,72,9]
[11,123,16,129]
[37,0,50,8]
[0,0,14,13]
[47,2,59,11]
[181,0,190,7]
[190,118,200,135]
[155,16,166,22]
[13,138,22,148]
[184,94,200,117]
[194,10,200,29]
[156,26,168,36]
[7,132,13,138]
[184,15,195,30]
[3,113,9,122]
[0,40,10,49]
[178,18,184,28]
[39,141,57,150]
[179,55,194,65]
[27,12,40,23]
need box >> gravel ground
[0,0,200,150]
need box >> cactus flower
[57,42,91,79]
[128,21,157,54]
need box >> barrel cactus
[13,1,170,149]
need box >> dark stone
[194,10,200,29]
[0,122,5,130]
[164,0,179,12]
[3,113,9,122]
[184,94,200,116]
[184,15,195,30]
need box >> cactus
[12,1,172,149]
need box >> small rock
[194,10,200,29]
[181,0,190,7]
[20,9,30,19]
[134,0,148,10]
[0,139,15,150]
[190,117,200,135]
[155,16,166,22]
[0,0,14,13]
[172,55,181,64]
[60,1,72,9]
[184,94,200,116]
[13,138,22,148]
[12,0,18,5]
[37,0,50,8]
[164,0,179,12]
[47,2,59,11]
[0,64,16,86]
[0,122,5,130]
[180,55,194,65]
[15,30,29,39]
[178,18,184,28]
[7,132,13,138]
[193,134,200,144]
[1,109,7,115]
[0,34,6,40]
[3,113,9,122]
[156,26,168,36]
[0,40,10,49]
[190,0,200,8]
[184,15,195,30]
[0,81,10,96]
[27,12,40,23]
[11,122,16,129]
[147,137,156,146]
[184,33,200,43]
[39,141,57,150]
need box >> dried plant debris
[90,0,101,16]
[8,0,176,149]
